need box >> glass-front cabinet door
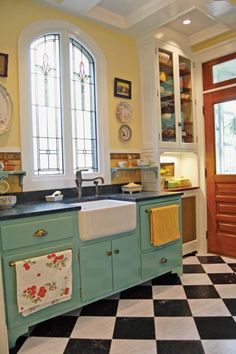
[158,47,195,148]
[179,56,194,144]
[159,49,176,143]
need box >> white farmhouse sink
[70,199,136,241]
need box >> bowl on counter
[0,195,17,209]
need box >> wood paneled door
[203,52,236,257]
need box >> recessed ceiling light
[183,19,192,25]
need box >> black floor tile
[157,340,205,354]
[229,263,236,272]
[194,317,236,339]
[223,299,236,315]
[64,339,111,354]
[119,285,153,299]
[154,299,192,317]
[183,265,205,273]
[184,285,220,299]
[113,317,155,339]
[208,273,236,284]
[197,256,225,264]
[80,299,118,316]
[30,315,77,337]
[152,272,181,285]
[9,336,28,354]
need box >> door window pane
[214,100,236,174]
[213,59,236,84]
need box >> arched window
[19,20,109,191]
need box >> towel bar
[9,248,73,267]
[145,204,179,213]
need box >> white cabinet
[157,44,197,151]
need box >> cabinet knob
[114,249,120,254]
[33,229,48,237]
[160,257,167,264]
[107,250,112,256]
[178,122,182,127]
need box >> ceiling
[36,0,236,45]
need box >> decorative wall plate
[119,124,132,141]
[0,84,12,135]
[116,101,132,123]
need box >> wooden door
[204,87,236,257]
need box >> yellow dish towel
[15,249,72,317]
[150,204,180,246]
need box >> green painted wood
[112,235,141,290]
[79,240,113,302]
[139,197,182,251]
[141,241,182,280]
[1,214,74,251]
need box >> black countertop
[0,191,183,221]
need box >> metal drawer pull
[33,229,48,237]
[107,251,112,256]
[9,247,72,267]
[114,249,120,254]
[160,257,167,263]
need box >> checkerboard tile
[10,253,236,354]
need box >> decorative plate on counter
[0,84,13,135]
[116,101,132,123]
[119,124,132,141]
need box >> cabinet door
[182,195,197,244]
[112,235,140,291]
[179,56,194,144]
[80,241,113,302]
[159,49,177,143]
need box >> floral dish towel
[15,249,72,317]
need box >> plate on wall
[119,124,132,141]
[0,84,13,135]
[116,101,132,123]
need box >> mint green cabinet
[79,233,141,303]
[0,212,80,348]
[138,196,183,281]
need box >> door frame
[193,38,236,254]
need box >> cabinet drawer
[0,213,74,251]
[142,241,182,280]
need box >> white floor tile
[110,339,157,354]
[70,316,116,339]
[152,285,186,299]
[202,264,233,273]
[18,337,68,354]
[180,273,212,285]
[188,299,231,317]
[214,284,236,298]
[117,299,154,317]
[154,317,200,340]
[202,340,236,354]
[221,256,236,264]
[183,256,200,265]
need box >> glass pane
[179,56,194,143]
[30,34,64,175]
[214,99,236,174]
[213,59,236,84]
[159,49,176,142]
[70,38,98,172]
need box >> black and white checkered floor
[11,254,236,354]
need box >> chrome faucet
[75,169,104,198]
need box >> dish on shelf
[121,182,142,194]
[116,102,132,123]
[159,52,170,65]
[118,161,127,168]
[0,180,9,194]
[137,159,150,167]
[0,84,13,135]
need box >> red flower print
[47,253,56,259]
[23,262,30,270]
[64,287,70,295]
[58,255,64,260]
[37,286,47,298]
[36,273,41,277]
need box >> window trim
[18,19,110,191]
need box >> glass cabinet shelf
[111,166,158,178]
[0,170,26,186]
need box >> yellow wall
[0,0,141,151]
